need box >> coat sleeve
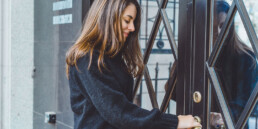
[74,56,178,129]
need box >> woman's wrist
[177,115,202,129]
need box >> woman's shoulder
[240,49,256,62]
[75,50,118,72]
[237,48,257,70]
[76,50,100,68]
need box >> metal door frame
[206,0,258,128]
[132,0,257,129]
[177,0,258,128]
[177,0,210,128]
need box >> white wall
[0,0,34,129]
[0,0,12,129]
[10,0,34,129]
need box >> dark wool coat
[68,51,178,129]
[214,45,258,128]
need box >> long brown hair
[66,0,143,78]
[215,1,256,67]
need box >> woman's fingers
[210,112,224,127]
[177,115,202,129]
[193,120,202,127]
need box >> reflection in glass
[244,103,258,129]
[165,0,179,44]
[243,0,258,37]
[137,0,178,114]
[139,0,159,51]
[225,0,233,5]
[211,0,258,128]
[142,21,175,110]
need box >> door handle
[218,124,225,129]
[192,116,225,129]
[193,116,202,129]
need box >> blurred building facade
[0,1,179,128]
[0,0,91,129]
[0,0,257,129]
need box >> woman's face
[217,12,227,34]
[213,12,227,42]
[121,4,137,40]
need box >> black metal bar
[206,63,234,129]
[133,73,144,99]
[142,78,173,81]
[204,0,215,128]
[189,0,195,116]
[208,2,237,67]
[160,61,177,112]
[234,0,258,59]
[133,0,169,99]
[168,102,170,114]
[177,0,192,115]
[235,82,258,128]
[173,0,176,36]
[207,0,214,57]
[169,62,172,77]
[192,1,211,128]
[143,66,159,109]
[156,0,161,8]
[140,80,143,107]
[156,0,169,9]
[205,0,214,128]
[155,63,159,100]
[161,9,178,60]
[146,0,149,48]
[159,0,169,9]
[168,63,173,116]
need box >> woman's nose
[128,23,135,32]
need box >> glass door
[134,0,258,129]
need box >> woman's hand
[210,112,224,128]
[177,115,202,129]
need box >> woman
[66,0,201,129]
[211,1,258,128]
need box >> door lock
[193,116,201,129]
[193,91,202,103]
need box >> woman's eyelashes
[125,20,130,24]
